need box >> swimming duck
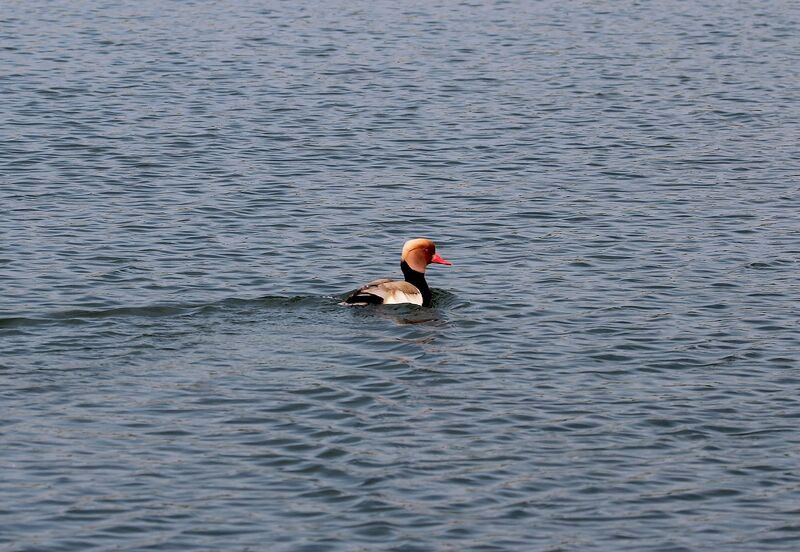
[343,238,452,307]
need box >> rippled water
[3,0,800,550]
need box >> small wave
[0,295,338,329]
[1,291,463,330]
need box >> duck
[343,238,452,307]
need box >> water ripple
[2,0,800,550]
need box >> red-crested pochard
[343,238,452,307]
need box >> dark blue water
[2,1,800,550]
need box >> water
[2,0,800,549]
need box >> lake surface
[2,0,800,550]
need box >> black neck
[401,261,431,307]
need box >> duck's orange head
[401,238,452,272]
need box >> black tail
[343,292,383,305]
